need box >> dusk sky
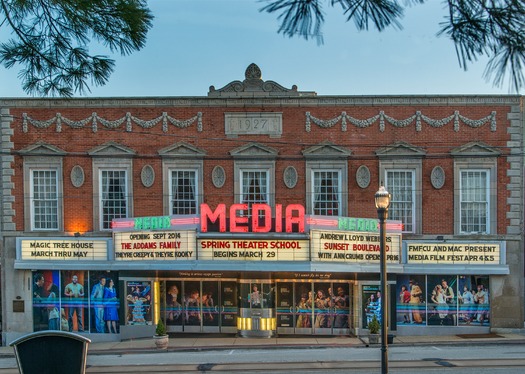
[0,0,516,98]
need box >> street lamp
[375,184,391,374]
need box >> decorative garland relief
[22,112,203,133]
[305,111,497,132]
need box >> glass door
[294,283,313,334]
[276,281,351,335]
[220,280,238,333]
[163,279,237,333]
[331,282,351,334]
[313,282,351,335]
[313,282,333,334]
[276,282,295,334]
[183,280,202,332]
[202,281,220,332]
[164,280,183,332]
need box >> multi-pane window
[100,170,127,230]
[31,170,58,230]
[386,170,415,233]
[240,170,269,216]
[460,170,489,233]
[313,170,340,216]
[171,170,197,214]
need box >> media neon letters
[200,203,305,233]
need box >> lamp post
[375,184,391,374]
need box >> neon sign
[200,203,305,233]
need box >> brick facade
[0,64,523,343]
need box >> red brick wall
[8,102,511,234]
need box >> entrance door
[220,280,238,333]
[163,279,238,333]
[164,280,183,332]
[313,282,351,335]
[331,282,351,335]
[183,280,202,332]
[276,282,295,334]
[312,282,333,334]
[294,282,314,334]
[202,281,220,332]
[276,281,351,335]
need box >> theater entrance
[276,280,352,335]
[161,278,238,333]
[159,277,352,336]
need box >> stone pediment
[19,141,66,156]
[158,142,206,158]
[375,141,426,158]
[229,142,278,159]
[208,63,316,98]
[302,141,351,159]
[88,141,136,157]
[450,141,501,157]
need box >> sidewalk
[2,332,525,357]
[73,331,525,355]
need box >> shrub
[155,319,167,336]
[368,315,380,334]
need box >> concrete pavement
[2,331,525,357]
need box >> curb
[85,337,525,356]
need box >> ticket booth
[237,280,276,337]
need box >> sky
[0,0,516,98]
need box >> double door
[276,281,352,335]
[162,279,238,333]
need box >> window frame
[93,159,133,231]
[169,168,199,215]
[385,168,416,234]
[305,160,348,216]
[162,159,203,216]
[459,169,490,234]
[234,161,275,216]
[451,142,499,236]
[379,159,422,234]
[311,169,342,216]
[24,158,63,232]
[454,160,497,235]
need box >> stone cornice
[0,95,521,109]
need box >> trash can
[10,331,91,374]
[388,334,395,344]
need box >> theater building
[0,64,523,344]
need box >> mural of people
[166,282,182,325]
[296,293,311,328]
[314,289,329,328]
[399,284,411,324]
[32,272,47,331]
[409,279,424,324]
[362,285,380,328]
[104,278,119,333]
[63,272,85,332]
[91,275,106,333]
[185,289,201,325]
[474,283,489,324]
[47,283,61,330]
[333,285,349,328]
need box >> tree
[260,0,525,93]
[0,0,153,97]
